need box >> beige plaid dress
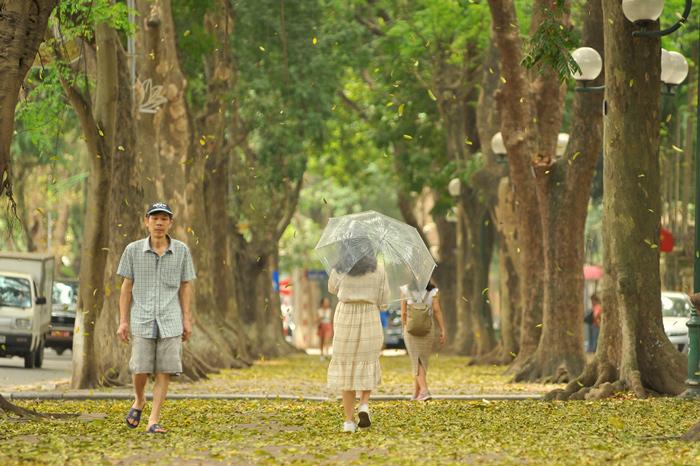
[327,263,391,391]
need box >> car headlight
[14,318,31,329]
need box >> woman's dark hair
[332,237,377,276]
[426,281,436,292]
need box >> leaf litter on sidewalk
[2,354,700,465]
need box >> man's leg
[147,372,170,432]
[127,373,148,427]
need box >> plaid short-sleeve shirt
[117,235,197,339]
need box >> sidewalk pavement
[2,387,542,402]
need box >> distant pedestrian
[401,281,445,401]
[116,202,197,434]
[327,238,391,434]
[316,297,333,359]
[590,294,602,352]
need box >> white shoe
[343,421,357,433]
[357,404,371,428]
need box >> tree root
[681,422,700,442]
[0,395,77,420]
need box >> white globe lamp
[661,49,676,84]
[622,0,664,26]
[667,51,689,85]
[571,47,603,82]
[491,132,506,156]
[556,133,570,157]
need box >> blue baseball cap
[146,202,173,217]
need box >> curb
[1,391,543,402]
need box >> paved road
[0,349,72,390]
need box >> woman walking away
[327,240,390,433]
[316,297,333,359]
[401,281,445,401]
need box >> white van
[0,252,54,368]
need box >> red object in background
[660,228,674,252]
[583,265,603,281]
[279,279,292,296]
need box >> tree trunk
[94,47,142,386]
[513,0,603,383]
[0,0,57,205]
[66,22,119,389]
[487,0,545,374]
[134,0,249,372]
[548,0,685,400]
[471,25,519,366]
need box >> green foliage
[55,0,135,40]
[522,2,581,82]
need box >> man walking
[117,202,197,434]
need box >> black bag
[584,309,594,324]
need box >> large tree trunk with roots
[513,0,604,383]
[63,23,119,389]
[134,0,249,374]
[0,0,57,207]
[547,0,685,400]
[487,0,544,374]
[471,26,518,366]
[94,47,142,385]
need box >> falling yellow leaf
[386,102,393,106]
[99,130,104,136]
[184,30,190,36]
[536,324,542,328]
[76,327,80,333]
[666,114,672,122]
[250,203,255,210]
[403,134,413,140]
[313,37,317,44]
[481,288,488,295]
[323,198,327,204]
[36,208,43,214]
[500,76,506,83]
[630,79,634,87]
[672,145,684,152]
[259,46,265,51]
[398,103,405,116]
[462,296,468,302]
[428,89,437,101]
[118,146,125,151]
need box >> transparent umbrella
[314,211,437,303]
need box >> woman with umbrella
[315,211,436,433]
[326,235,390,433]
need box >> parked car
[384,308,406,350]
[662,291,693,353]
[45,280,78,355]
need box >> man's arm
[117,278,134,343]
[179,281,192,342]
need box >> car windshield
[53,282,78,306]
[661,295,693,318]
[0,276,32,308]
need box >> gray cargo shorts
[129,336,183,375]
